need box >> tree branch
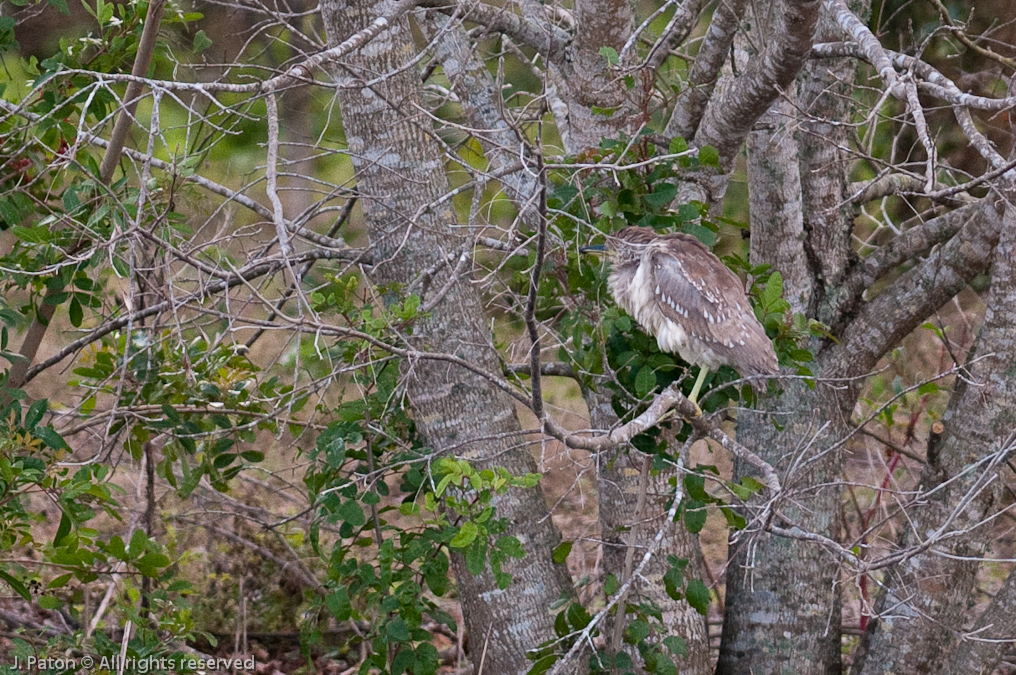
[546,460,685,675]
[97,0,167,183]
[825,195,1004,379]
[14,250,361,385]
[543,382,781,493]
[831,200,983,328]
[664,0,748,141]
[694,0,820,165]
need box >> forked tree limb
[693,0,820,165]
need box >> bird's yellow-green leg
[686,366,710,416]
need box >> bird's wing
[647,235,777,375]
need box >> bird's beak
[579,244,606,254]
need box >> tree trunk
[717,382,846,675]
[746,94,812,315]
[319,3,574,672]
[718,8,854,669]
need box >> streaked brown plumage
[585,226,778,406]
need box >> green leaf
[680,223,716,248]
[741,476,764,493]
[161,403,181,424]
[669,137,688,155]
[625,619,651,643]
[337,500,365,527]
[386,617,411,642]
[527,654,558,675]
[728,482,752,501]
[676,202,701,223]
[68,297,83,328]
[105,535,126,560]
[592,106,619,118]
[465,538,487,575]
[13,225,51,243]
[48,573,73,589]
[720,505,746,530]
[683,499,706,533]
[192,30,212,53]
[683,473,709,501]
[392,646,416,670]
[762,271,783,310]
[634,367,656,398]
[128,528,148,558]
[414,644,440,673]
[685,579,709,614]
[603,573,618,596]
[599,46,619,64]
[392,648,414,674]
[554,608,570,637]
[425,565,449,597]
[663,635,687,656]
[0,570,30,600]
[663,564,684,601]
[25,398,47,429]
[38,595,63,609]
[325,588,351,621]
[136,553,170,575]
[698,145,720,167]
[643,183,678,207]
[496,535,525,559]
[566,602,591,630]
[53,512,72,546]
[495,570,513,590]
[552,541,572,564]
[450,521,479,549]
[35,426,69,452]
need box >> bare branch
[832,200,983,325]
[543,382,781,492]
[665,0,748,141]
[694,0,820,165]
[826,195,1004,379]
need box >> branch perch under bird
[582,226,778,412]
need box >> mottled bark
[717,382,845,675]
[421,0,570,60]
[829,197,1003,379]
[852,195,1016,675]
[715,4,850,671]
[586,387,711,675]
[557,0,640,150]
[798,9,859,321]
[746,94,813,315]
[941,561,1016,675]
[694,0,819,166]
[319,3,573,673]
[665,0,747,142]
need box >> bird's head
[580,227,658,266]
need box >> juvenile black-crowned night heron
[582,226,778,410]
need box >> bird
[581,226,778,412]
